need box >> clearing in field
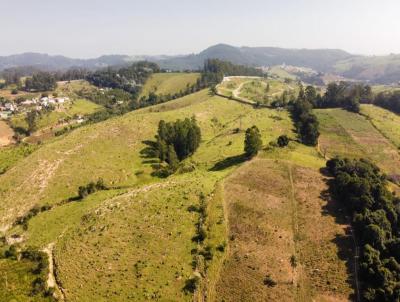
[217,76,297,105]
[139,72,200,98]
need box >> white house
[5,103,15,112]
[0,111,12,119]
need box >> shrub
[4,245,18,259]
[264,274,277,287]
[78,178,107,200]
[277,135,289,147]
[183,275,200,294]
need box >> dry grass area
[0,89,39,101]
[215,159,353,302]
[0,121,15,146]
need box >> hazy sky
[1,0,400,58]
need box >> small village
[0,95,70,120]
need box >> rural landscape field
[2,1,400,302]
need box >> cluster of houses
[0,96,70,120]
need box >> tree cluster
[25,72,57,92]
[374,91,400,115]
[154,118,201,173]
[327,157,400,301]
[290,91,320,146]
[78,178,107,199]
[244,126,263,157]
[86,61,159,97]
[138,83,202,107]
[54,68,89,81]
[310,82,372,113]
[197,59,264,89]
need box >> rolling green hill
[1,89,299,301]
[139,73,200,98]
[2,75,400,301]
[217,76,298,105]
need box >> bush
[183,275,200,294]
[78,178,107,200]
[31,277,46,295]
[4,245,18,259]
[277,135,289,147]
[263,274,277,287]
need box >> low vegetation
[0,244,54,301]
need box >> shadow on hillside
[209,154,247,171]
[139,140,170,178]
[320,178,358,301]
[140,140,158,158]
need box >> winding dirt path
[43,242,65,300]
[288,165,300,291]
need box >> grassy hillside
[215,159,353,302]
[139,72,200,98]
[10,99,101,132]
[268,66,297,80]
[217,76,297,105]
[8,80,102,134]
[360,104,400,147]
[1,88,300,301]
[314,108,400,176]
[334,54,400,83]
[5,84,396,300]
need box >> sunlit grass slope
[139,72,200,98]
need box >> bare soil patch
[0,121,15,146]
[215,159,353,302]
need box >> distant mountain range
[1,44,400,84]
